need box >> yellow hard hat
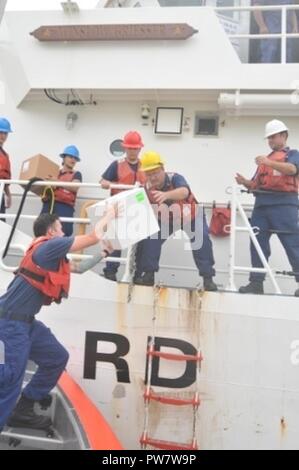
[140,151,164,172]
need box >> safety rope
[127,243,138,303]
[41,185,55,214]
[276,270,299,277]
[2,177,43,259]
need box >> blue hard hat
[0,117,13,133]
[60,145,80,161]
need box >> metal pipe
[228,183,237,291]
[0,179,135,190]
[281,6,287,65]
[214,5,299,12]
[0,213,90,224]
[219,93,299,109]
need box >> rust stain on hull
[157,286,169,306]
[280,417,287,438]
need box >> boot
[103,270,117,282]
[294,288,299,297]
[38,394,53,411]
[7,395,52,430]
[133,272,155,286]
[203,277,218,291]
[239,281,264,294]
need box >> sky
[6,0,99,11]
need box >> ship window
[110,139,125,157]
[194,115,219,137]
[154,107,184,135]
[216,0,234,19]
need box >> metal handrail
[214,5,299,12]
[213,4,299,64]
[0,179,135,190]
[227,183,281,294]
[0,179,137,271]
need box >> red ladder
[140,322,202,450]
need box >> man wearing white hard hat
[236,119,299,296]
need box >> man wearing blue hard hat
[0,117,12,220]
[41,145,82,236]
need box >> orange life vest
[147,172,198,223]
[251,149,298,193]
[110,159,146,196]
[54,170,78,206]
[209,205,231,237]
[0,147,11,180]
[18,236,70,305]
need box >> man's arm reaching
[70,241,113,273]
[71,252,104,274]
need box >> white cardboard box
[86,188,160,250]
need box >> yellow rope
[41,186,55,214]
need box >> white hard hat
[264,119,289,138]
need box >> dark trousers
[0,196,5,222]
[104,250,121,274]
[135,212,215,278]
[249,205,299,282]
[0,319,69,429]
[260,16,293,63]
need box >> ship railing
[213,4,299,64]
[0,179,284,292]
[227,183,281,294]
[0,178,136,277]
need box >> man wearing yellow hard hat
[134,151,217,290]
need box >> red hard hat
[122,131,144,149]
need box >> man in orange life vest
[100,130,146,281]
[41,145,82,236]
[133,151,217,290]
[236,120,299,296]
[0,117,12,219]
[0,208,116,432]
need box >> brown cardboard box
[19,154,60,195]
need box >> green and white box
[87,187,160,250]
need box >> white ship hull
[36,277,299,450]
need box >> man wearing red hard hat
[100,130,146,281]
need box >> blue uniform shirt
[102,160,139,182]
[253,148,299,207]
[60,170,82,182]
[161,173,191,201]
[0,236,74,320]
